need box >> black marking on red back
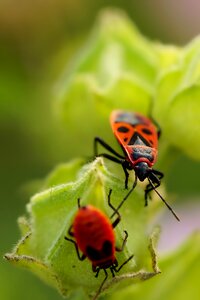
[86,240,113,262]
[141,128,152,135]
[127,132,151,147]
[112,111,157,150]
[117,126,130,133]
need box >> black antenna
[148,178,180,222]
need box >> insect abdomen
[73,206,115,265]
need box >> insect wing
[110,110,158,149]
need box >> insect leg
[110,267,115,277]
[151,169,164,179]
[64,236,86,261]
[114,254,134,273]
[113,175,138,215]
[94,137,124,159]
[94,137,131,192]
[157,128,161,139]
[144,182,152,205]
[122,161,130,189]
[107,189,121,227]
[147,109,162,139]
[96,153,124,165]
[152,118,162,139]
[67,197,82,237]
[77,198,81,208]
[93,265,100,277]
[93,269,108,300]
[67,224,74,237]
[115,230,128,252]
[95,152,130,193]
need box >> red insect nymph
[73,205,116,269]
[65,190,133,300]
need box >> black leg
[153,119,162,139]
[67,198,82,236]
[149,108,162,139]
[93,265,100,277]
[64,236,86,261]
[112,175,138,216]
[115,230,128,252]
[107,189,121,228]
[157,128,161,139]
[144,183,151,206]
[77,198,81,209]
[94,136,133,195]
[122,161,130,189]
[94,137,124,159]
[110,267,115,278]
[93,269,108,300]
[151,169,164,179]
[144,182,152,205]
[67,224,74,237]
[95,152,131,193]
[114,254,134,273]
[96,153,123,164]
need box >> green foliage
[5,158,160,299]
[55,9,159,157]
[54,9,200,163]
[5,8,200,300]
[154,38,200,160]
[110,233,200,300]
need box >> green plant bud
[55,9,159,157]
[5,158,160,298]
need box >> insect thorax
[125,145,157,166]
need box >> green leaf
[110,232,200,300]
[55,9,159,157]
[152,37,200,161]
[5,8,200,300]
[165,85,200,160]
[43,158,86,188]
[5,158,160,298]
[155,44,181,70]
[4,253,61,292]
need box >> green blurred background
[1,1,200,299]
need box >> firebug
[65,189,133,300]
[94,110,179,221]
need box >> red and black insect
[65,190,133,300]
[94,110,179,221]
